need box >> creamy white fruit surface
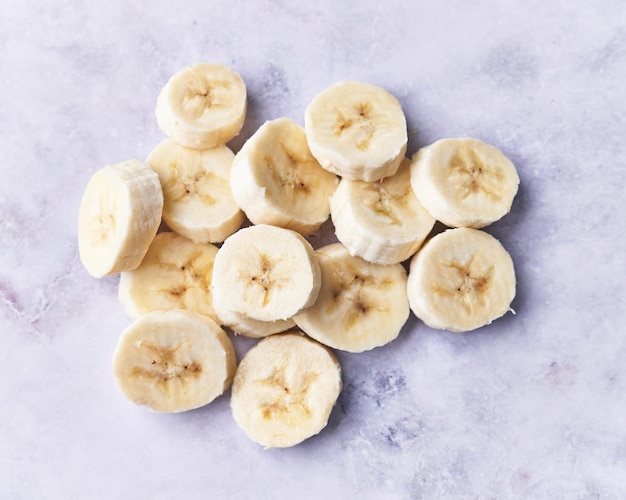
[5,1,626,499]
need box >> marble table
[1,1,625,498]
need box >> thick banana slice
[113,310,236,413]
[304,81,407,182]
[407,227,516,332]
[155,63,247,150]
[230,117,338,236]
[146,139,244,244]
[78,159,163,278]
[118,232,218,321]
[211,224,321,322]
[293,243,409,353]
[410,138,519,228]
[213,290,295,339]
[230,332,342,448]
[330,158,436,265]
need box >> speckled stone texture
[1,1,625,499]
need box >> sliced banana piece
[146,139,244,244]
[330,158,436,265]
[293,243,409,353]
[118,232,219,321]
[230,117,338,236]
[407,227,516,332]
[213,290,295,339]
[155,63,247,150]
[230,332,342,448]
[410,137,519,228]
[78,159,163,278]
[113,310,236,413]
[304,81,407,182]
[211,224,321,322]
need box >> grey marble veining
[1,1,625,498]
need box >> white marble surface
[1,1,625,498]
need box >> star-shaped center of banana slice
[241,251,287,308]
[131,338,202,393]
[448,146,507,201]
[334,102,376,151]
[435,252,495,316]
[257,367,318,425]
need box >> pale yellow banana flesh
[113,310,236,413]
[146,139,244,244]
[230,117,337,236]
[304,81,407,182]
[155,63,247,150]
[118,231,219,321]
[211,224,321,322]
[410,138,519,228]
[78,159,163,278]
[230,332,342,448]
[407,227,516,332]
[331,158,436,265]
[294,243,409,353]
[213,289,296,339]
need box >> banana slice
[230,332,342,448]
[78,159,163,278]
[113,310,236,413]
[293,243,409,353]
[155,63,247,150]
[213,290,296,339]
[211,224,321,322]
[230,117,338,236]
[146,139,244,244]
[407,227,516,332]
[330,158,436,265]
[304,81,407,182]
[118,231,219,321]
[410,138,519,228]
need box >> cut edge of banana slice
[78,159,163,278]
[112,309,236,413]
[155,63,247,150]
[407,227,516,332]
[213,289,296,339]
[330,157,436,265]
[230,117,338,236]
[304,80,407,182]
[294,242,410,353]
[410,137,519,228]
[230,331,342,448]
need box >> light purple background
[1,1,625,498]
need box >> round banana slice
[78,159,163,278]
[113,310,236,413]
[155,63,247,149]
[293,243,409,353]
[330,158,436,265]
[407,227,516,332]
[304,81,407,182]
[230,117,338,236]
[230,332,342,448]
[211,225,321,322]
[147,139,244,244]
[410,137,519,228]
[213,289,296,339]
[118,232,219,321]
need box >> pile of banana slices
[78,63,519,448]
